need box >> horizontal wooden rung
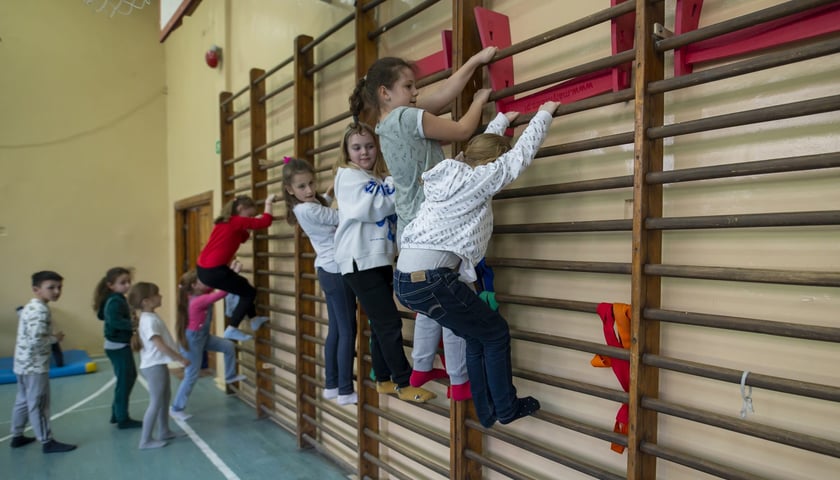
[643,397,840,458]
[645,263,840,287]
[645,307,840,342]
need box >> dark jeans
[394,268,517,427]
[317,268,358,394]
[105,345,137,423]
[343,265,411,387]
[197,265,256,328]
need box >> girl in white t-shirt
[282,156,358,406]
[129,282,189,449]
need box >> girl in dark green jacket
[94,267,142,429]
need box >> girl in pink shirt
[170,267,246,421]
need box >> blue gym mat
[0,349,97,384]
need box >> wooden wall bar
[355,2,381,477]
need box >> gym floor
[0,357,351,480]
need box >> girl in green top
[93,267,142,429]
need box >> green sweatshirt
[97,292,133,343]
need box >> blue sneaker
[223,326,252,342]
[250,316,269,331]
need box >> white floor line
[0,377,116,443]
[137,376,240,480]
[0,397,147,427]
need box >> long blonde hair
[335,122,390,179]
[127,282,160,352]
[462,133,512,167]
[215,196,257,224]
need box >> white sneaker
[169,408,192,421]
[323,388,339,400]
[250,316,269,331]
[225,374,247,384]
[223,326,252,342]
[337,392,358,406]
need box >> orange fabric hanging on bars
[591,302,631,454]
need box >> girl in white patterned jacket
[393,101,558,427]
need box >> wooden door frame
[174,190,214,281]
[174,190,214,373]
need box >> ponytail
[176,271,197,350]
[215,196,257,224]
[126,282,160,352]
[92,267,131,313]
[348,57,415,125]
[348,76,368,125]
[129,310,142,352]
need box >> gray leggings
[140,364,173,445]
[10,373,52,443]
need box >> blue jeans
[172,318,238,412]
[394,268,517,427]
[317,268,358,395]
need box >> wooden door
[174,191,215,371]
[180,204,213,275]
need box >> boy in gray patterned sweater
[9,271,77,453]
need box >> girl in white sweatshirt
[333,122,435,403]
[394,101,559,427]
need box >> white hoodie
[400,110,554,282]
[333,167,398,274]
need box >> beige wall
[0,1,167,356]
[164,0,357,217]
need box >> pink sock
[410,368,448,387]
[450,381,472,401]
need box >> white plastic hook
[740,370,755,419]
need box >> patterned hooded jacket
[400,110,554,282]
[13,299,55,375]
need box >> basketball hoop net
[84,0,151,17]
